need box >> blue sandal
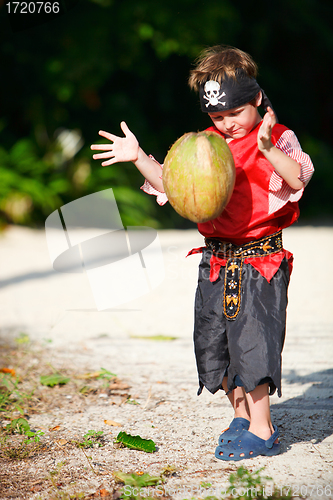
[215,425,280,461]
[218,417,250,445]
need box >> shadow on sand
[271,368,333,451]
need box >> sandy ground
[0,224,333,499]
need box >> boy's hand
[257,107,277,152]
[90,121,139,166]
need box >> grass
[112,466,296,500]
[0,335,302,500]
[0,370,35,415]
[0,417,44,459]
[224,466,293,499]
[74,430,105,449]
[0,433,42,460]
[0,417,44,460]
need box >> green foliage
[115,431,156,452]
[297,135,333,220]
[0,417,44,459]
[5,417,44,443]
[0,139,66,224]
[96,367,117,381]
[40,373,71,387]
[114,471,161,487]
[200,482,212,489]
[5,417,30,434]
[125,398,140,405]
[226,466,272,499]
[14,333,30,344]
[93,367,117,389]
[225,466,293,500]
[0,0,331,227]
[113,466,294,500]
[75,429,104,448]
[114,471,161,500]
[0,372,34,414]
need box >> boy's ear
[255,91,262,107]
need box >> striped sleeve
[140,155,169,206]
[268,130,314,214]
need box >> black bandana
[199,69,274,115]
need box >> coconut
[162,131,236,223]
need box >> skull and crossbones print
[203,81,226,108]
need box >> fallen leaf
[77,368,116,380]
[77,371,105,379]
[40,374,70,387]
[89,488,112,498]
[30,485,42,492]
[115,431,156,452]
[161,465,177,476]
[113,471,160,486]
[109,382,130,390]
[49,425,61,431]
[79,385,94,395]
[55,438,68,446]
[0,368,16,376]
[104,419,122,427]
[130,334,177,341]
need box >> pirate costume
[141,70,314,400]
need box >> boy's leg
[245,383,277,441]
[222,377,250,420]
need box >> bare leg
[220,384,277,459]
[222,376,250,420]
[245,383,276,441]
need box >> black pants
[193,249,290,397]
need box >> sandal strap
[265,425,279,449]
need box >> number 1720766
[279,484,332,497]
[6,2,60,14]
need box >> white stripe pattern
[269,130,314,214]
[140,155,168,205]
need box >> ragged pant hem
[197,380,223,396]
[227,375,281,398]
[198,375,282,398]
[197,367,228,396]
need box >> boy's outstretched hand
[91,121,139,166]
[257,107,277,152]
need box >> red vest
[188,122,297,282]
[198,122,299,245]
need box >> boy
[91,46,314,460]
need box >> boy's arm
[257,108,304,190]
[91,121,165,193]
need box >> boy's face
[208,94,262,140]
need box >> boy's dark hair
[188,46,258,92]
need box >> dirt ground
[0,224,332,499]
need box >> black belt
[205,230,283,320]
